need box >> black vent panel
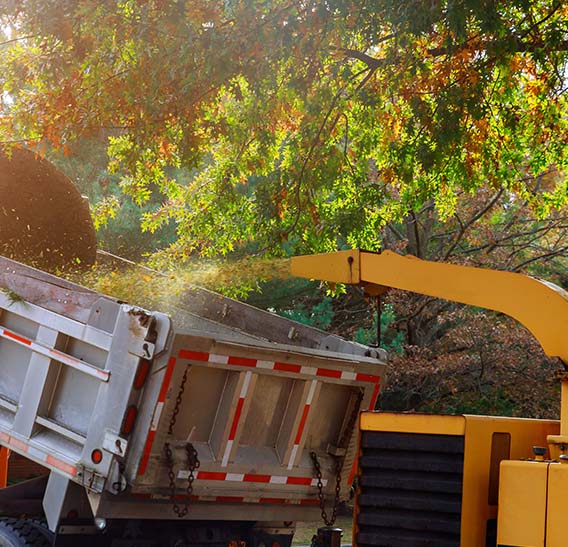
[356,430,465,547]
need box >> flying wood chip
[0,147,97,272]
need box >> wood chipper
[292,249,568,547]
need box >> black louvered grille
[356,430,465,547]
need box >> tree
[373,187,567,418]
[380,309,560,419]
[47,137,178,260]
[1,0,567,261]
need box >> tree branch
[335,47,385,69]
[0,34,39,47]
[443,188,504,261]
[512,246,568,271]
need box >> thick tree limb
[335,47,385,69]
[339,36,568,72]
[443,189,504,261]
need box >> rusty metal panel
[240,374,294,449]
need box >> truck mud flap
[0,475,47,517]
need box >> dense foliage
[1,1,567,418]
[1,0,568,260]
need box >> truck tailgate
[129,332,383,516]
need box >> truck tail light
[134,359,151,390]
[122,405,138,436]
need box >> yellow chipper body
[291,249,568,547]
[356,413,559,546]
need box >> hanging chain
[310,451,342,526]
[310,389,364,527]
[167,364,191,437]
[337,389,364,452]
[164,364,200,518]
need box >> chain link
[310,389,364,526]
[310,451,342,526]
[163,364,200,518]
[338,390,364,451]
[167,363,191,435]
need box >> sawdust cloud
[78,256,293,309]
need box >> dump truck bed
[0,256,385,522]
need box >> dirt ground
[293,516,353,546]
[0,147,96,272]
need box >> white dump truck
[0,254,385,546]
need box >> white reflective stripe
[287,444,299,470]
[226,473,245,482]
[0,434,77,476]
[341,371,357,381]
[240,371,252,398]
[256,360,274,369]
[150,402,164,430]
[40,344,108,381]
[26,445,45,462]
[175,470,326,486]
[209,354,229,364]
[306,380,318,404]
[221,440,233,467]
[300,366,316,376]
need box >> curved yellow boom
[291,249,568,364]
